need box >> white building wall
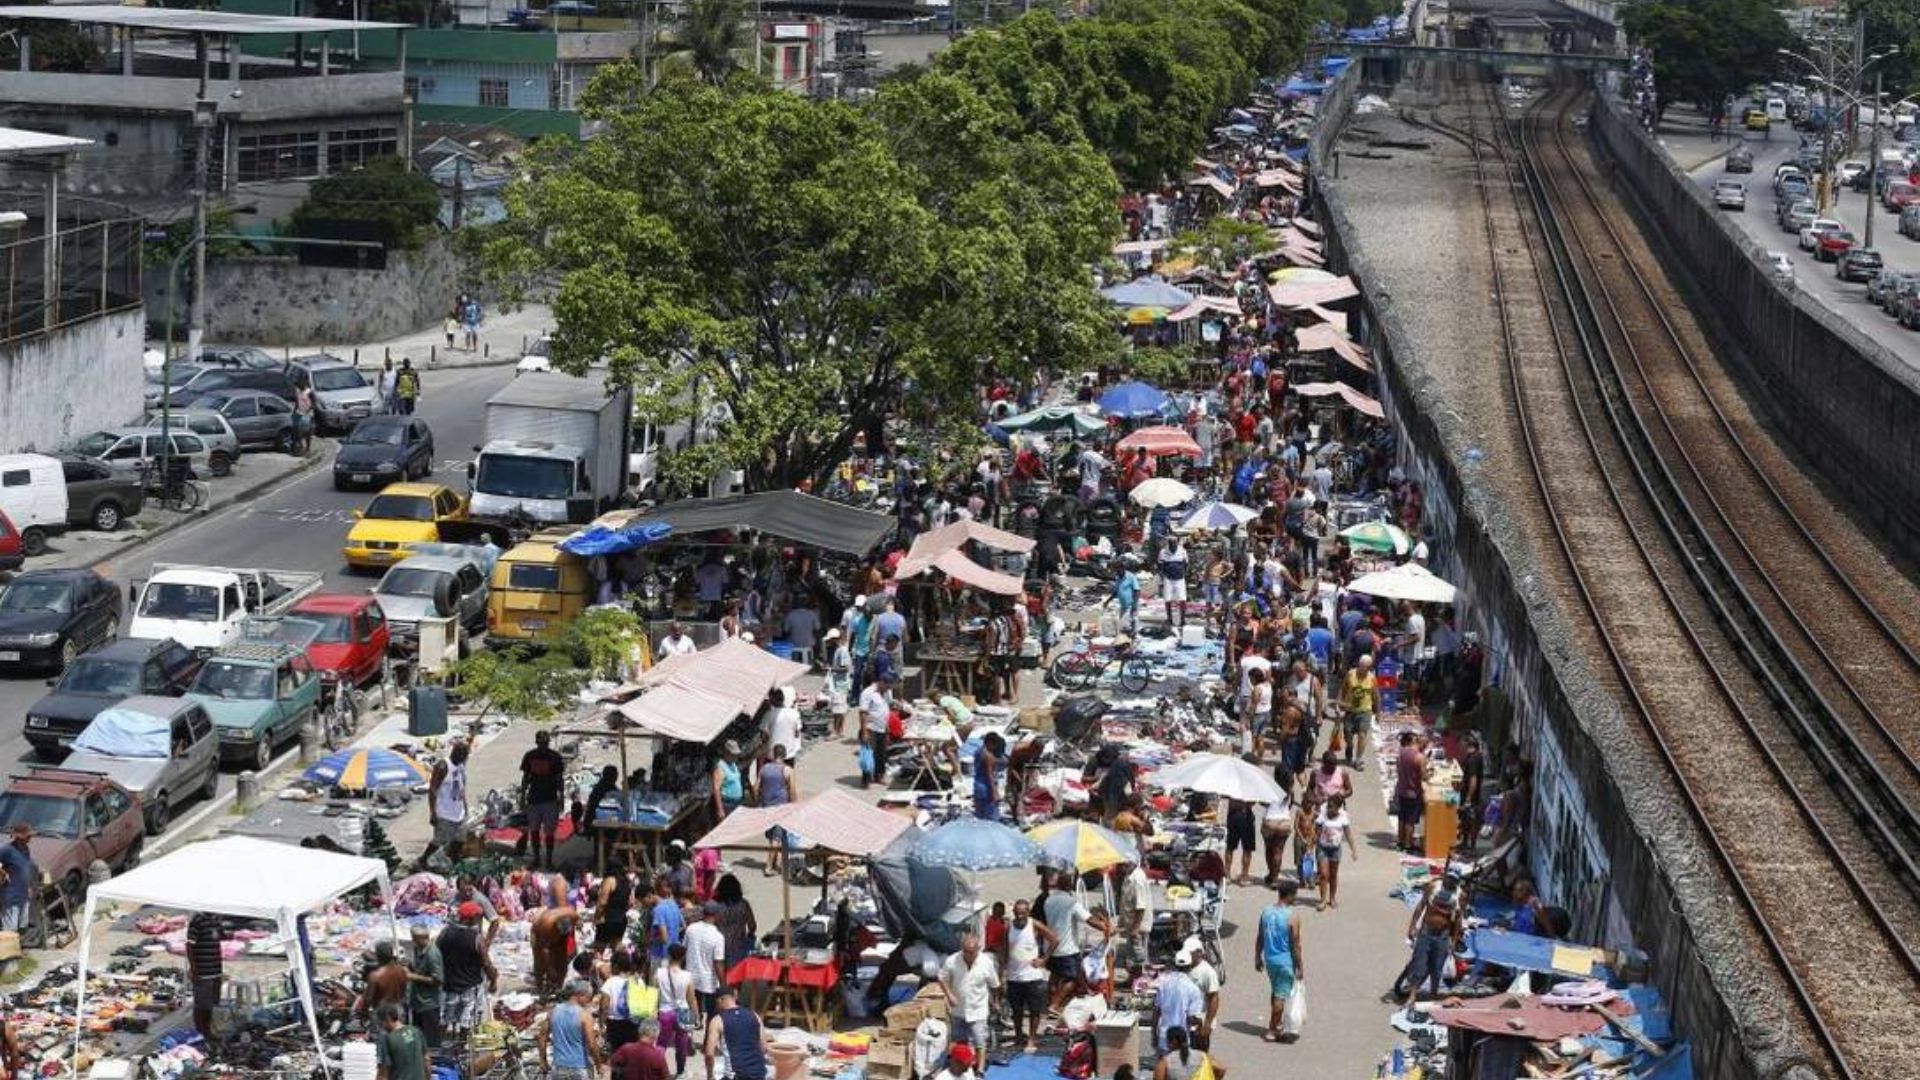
[0,309,145,454]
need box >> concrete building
[0,127,145,455]
[0,5,411,222]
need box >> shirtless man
[355,942,412,1019]
[530,905,578,999]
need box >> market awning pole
[282,908,333,1078]
[378,869,400,958]
[69,894,99,1078]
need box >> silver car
[59,695,221,835]
[144,409,242,476]
[373,551,491,639]
[293,356,379,433]
[70,427,215,478]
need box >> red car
[1817,229,1859,262]
[0,510,21,575]
[287,594,390,688]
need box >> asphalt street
[1688,129,1920,367]
[0,363,520,850]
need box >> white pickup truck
[127,564,324,653]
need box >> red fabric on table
[727,957,784,986]
[785,958,840,991]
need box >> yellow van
[487,529,593,642]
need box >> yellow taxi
[341,482,467,571]
[1744,109,1770,132]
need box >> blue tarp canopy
[1099,277,1195,309]
[560,520,672,557]
[1465,927,1616,980]
[1284,76,1330,94]
[72,706,171,758]
[1097,380,1173,419]
[1322,56,1352,76]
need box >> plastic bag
[858,744,876,777]
[1282,983,1306,1037]
[1300,849,1318,886]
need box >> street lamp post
[157,233,384,491]
[1777,33,1902,213]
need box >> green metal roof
[415,104,580,139]
[222,0,560,63]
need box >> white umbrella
[1346,562,1457,604]
[1147,752,1286,804]
[1129,477,1195,509]
[1177,501,1259,532]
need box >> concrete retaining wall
[149,236,461,347]
[1589,90,1920,558]
[1316,118,1809,1080]
[0,309,146,454]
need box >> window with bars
[327,127,399,172]
[236,130,320,182]
[479,78,510,108]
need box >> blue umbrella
[1099,277,1196,309]
[303,747,429,792]
[1098,381,1172,419]
[908,819,1043,871]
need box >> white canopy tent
[74,836,398,1075]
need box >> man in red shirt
[611,1018,672,1080]
[1234,408,1258,449]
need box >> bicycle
[1048,635,1152,693]
[137,459,205,513]
[319,676,360,750]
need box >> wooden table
[727,956,840,1032]
[915,645,978,696]
[594,799,701,876]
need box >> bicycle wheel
[1119,657,1152,693]
[1050,652,1090,690]
[181,481,205,512]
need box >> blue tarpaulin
[1100,277,1195,309]
[1097,381,1173,419]
[1284,77,1330,94]
[1465,927,1616,980]
[72,706,172,758]
[559,520,672,557]
[1322,56,1353,76]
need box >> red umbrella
[1116,425,1202,457]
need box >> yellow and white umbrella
[1026,819,1141,872]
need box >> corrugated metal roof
[0,6,408,33]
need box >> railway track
[1438,75,1920,1077]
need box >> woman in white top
[654,943,696,1074]
[1262,779,1295,886]
[1243,667,1274,757]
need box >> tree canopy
[291,156,443,249]
[1622,0,1793,115]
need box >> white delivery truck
[469,372,632,526]
[127,564,324,652]
[0,454,70,556]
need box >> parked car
[56,456,145,533]
[1778,198,1816,231]
[287,594,391,688]
[184,636,321,769]
[1838,247,1884,281]
[374,551,491,641]
[60,697,221,834]
[1713,180,1747,210]
[1866,269,1911,306]
[195,347,281,371]
[342,483,468,572]
[22,637,203,757]
[70,428,215,479]
[1900,204,1920,238]
[292,356,379,433]
[143,411,241,476]
[0,569,121,673]
[146,363,297,411]
[1776,177,1812,206]
[0,453,68,556]
[1884,181,1920,212]
[1885,275,1920,316]
[1816,228,1858,261]
[1800,217,1844,251]
[1837,160,1869,186]
[1896,286,1920,328]
[0,769,145,901]
[190,389,299,452]
[1763,250,1794,284]
[0,510,20,576]
[333,416,436,490]
[1724,145,1754,173]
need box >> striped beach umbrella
[1026,819,1141,872]
[304,747,430,792]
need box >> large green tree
[484,68,1118,491]
[291,156,442,249]
[1622,0,1793,117]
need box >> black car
[58,456,145,532]
[0,569,121,673]
[1725,145,1754,173]
[196,347,282,371]
[23,637,202,757]
[1838,248,1885,283]
[333,416,436,489]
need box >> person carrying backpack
[602,952,658,1054]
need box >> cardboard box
[0,931,21,962]
[912,982,950,1023]
[867,1031,912,1080]
[1093,1012,1140,1074]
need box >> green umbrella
[999,405,1107,437]
[1340,520,1411,555]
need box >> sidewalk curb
[78,452,327,572]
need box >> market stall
[73,837,397,1077]
[892,521,1034,696]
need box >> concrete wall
[1314,92,1813,1080]
[0,70,404,124]
[0,309,146,454]
[163,237,460,347]
[1589,88,1920,559]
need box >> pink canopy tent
[894,519,1032,596]
[1292,381,1385,418]
[1296,323,1373,372]
[1116,425,1203,457]
[1168,295,1244,322]
[1269,276,1359,308]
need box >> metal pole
[1868,71,1881,250]
[42,162,57,331]
[188,34,213,363]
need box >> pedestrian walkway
[198,302,555,374]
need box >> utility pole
[1867,69,1881,250]
[451,157,465,229]
[186,31,216,364]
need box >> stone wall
[154,236,461,347]
[0,309,146,454]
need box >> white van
[0,453,71,556]
[1767,98,1788,123]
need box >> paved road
[1687,131,1920,365]
[0,364,519,849]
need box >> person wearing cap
[539,979,602,1080]
[710,741,747,823]
[438,903,497,1038]
[930,1042,979,1080]
[405,922,444,1047]
[1150,946,1204,1053]
[1180,937,1222,1046]
[0,825,32,933]
[683,901,727,1018]
[704,986,770,1080]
